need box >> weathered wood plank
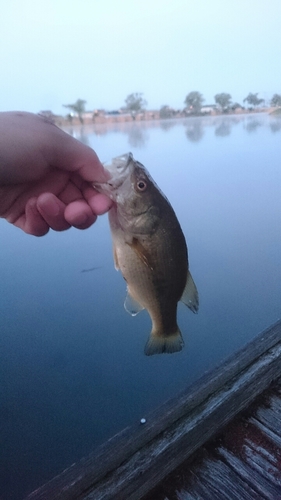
[26,320,281,500]
[243,438,281,488]
[252,391,281,441]
[149,446,262,500]
[217,446,280,499]
[146,380,281,500]
[250,416,281,448]
[186,454,261,500]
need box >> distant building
[200,105,218,115]
[106,110,121,115]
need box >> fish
[93,153,198,355]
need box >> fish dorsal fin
[124,288,144,316]
[181,271,199,313]
[127,237,154,270]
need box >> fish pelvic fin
[181,271,199,313]
[144,329,184,356]
[124,288,144,316]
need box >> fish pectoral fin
[181,271,199,313]
[113,245,119,270]
[144,330,184,356]
[124,289,144,316]
[127,237,154,270]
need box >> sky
[0,0,280,115]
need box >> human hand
[0,111,113,236]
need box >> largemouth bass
[94,153,198,355]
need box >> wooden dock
[26,319,281,500]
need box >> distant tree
[243,93,264,109]
[184,91,204,114]
[214,93,232,111]
[63,99,87,124]
[270,93,281,107]
[125,93,147,119]
[39,110,56,123]
[231,102,243,111]
[159,105,174,119]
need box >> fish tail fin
[144,329,184,356]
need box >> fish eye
[137,180,147,191]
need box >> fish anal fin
[181,271,199,313]
[124,288,144,316]
[144,330,184,356]
[127,237,154,270]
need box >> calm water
[1,113,281,498]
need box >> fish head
[94,153,147,198]
[94,153,163,226]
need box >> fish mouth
[104,152,133,176]
[93,152,134,196]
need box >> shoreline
[53,107,276,128]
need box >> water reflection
[63,114,280,152]
[269,118,281,133]
[67,126,90,145]
[214,120,232,137]
[160,120,177,132]
[211,116,239,138]
[185,121,204,142]
[183,114,249,142]
[127,124,149,148]
[244,117,263,133]
[89,124,109,136]
[78,127,91,146]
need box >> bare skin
[0,111,113,236]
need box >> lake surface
[1,113,281,498]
